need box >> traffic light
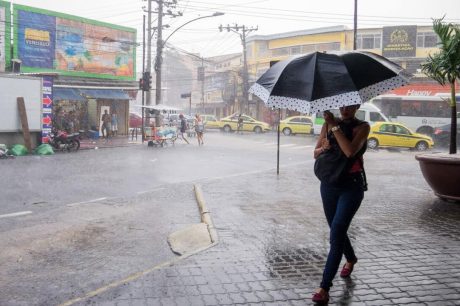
[139,78,144,90]
[142,71,151,91]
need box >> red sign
[389,83,460,96]
[42,115,52,125]
[43,96,52,106]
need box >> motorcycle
[48,128,80,152]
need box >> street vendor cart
[136,104,182,147]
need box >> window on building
[416,32,439,48]
[258,42,268,57]
[290,46,301,55]
[357,34,381,49]
[302,42,340,53]
[272,48,289,56]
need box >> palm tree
[421,18,460,154]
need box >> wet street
[0,131,459,305]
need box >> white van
[312,103,389,135]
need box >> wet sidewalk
[71,151,460,306]
[79,135,142,150]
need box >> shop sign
[42,76,53,143]
[389,83,460,96]
[382,25,417,58]
[14,4,136,80]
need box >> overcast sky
[11,0,460,60]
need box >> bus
[312,103,389,135]
[371,95,460,135]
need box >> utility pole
[201,58,205,114]
[219,24,257,115]
[142,14,146,141]
[154,0,181,109]
[154,0,164,107]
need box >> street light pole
[154,12,224,109]
[353,0,358,50]
[146,0,153,107]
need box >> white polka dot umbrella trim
[249,75,408,114]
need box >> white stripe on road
[0,211,33,219]
[279,144,297,147]
[150,159,157,162]
[67,197,107,207]
[290,145,313,149]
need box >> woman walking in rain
[312,105,370,304]
[194,114,204,146]
[178,114,190,144]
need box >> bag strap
[357,157,368,191]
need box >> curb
[194,184,219,244]
[59,184,218,306]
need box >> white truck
[0,74,43,147]
[312,103,389,135]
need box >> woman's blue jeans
[319,179,364,291]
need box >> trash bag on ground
[34,144,54,155]
[10,144,28,156]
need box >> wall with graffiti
[13,4,136,80]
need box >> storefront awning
[53,88,86,101]
[79,89,130,100]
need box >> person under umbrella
[311,105,370,304]
[249,51,410,304]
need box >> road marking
[0,211,33,219]
[290,145,313,149]
[66,197,107,207]
[150,159,157,162]
[279,144,297,147]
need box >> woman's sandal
[340,258,358,278]
[312,288,329,304]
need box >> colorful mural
[0,0,11,72]
[13,4,136,80]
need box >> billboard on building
[382,25,417,58]
[13,4,136,80]
[0,0,11,72]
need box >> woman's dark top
[327,118,367,173]
[180,118,187,133]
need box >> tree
[421,18,460,154]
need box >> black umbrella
[249,51,411,114]
[249,51,410,175]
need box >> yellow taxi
[217,114,271,133]
[368,122,434,151]
[200,114,220,130]
[279,115,314,135]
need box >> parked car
[129,112,142,128]
[200,114,220,130]
[432,124,460,147]
[217,114,271,133]
[279,115,313,135]
[367,122,434,151]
